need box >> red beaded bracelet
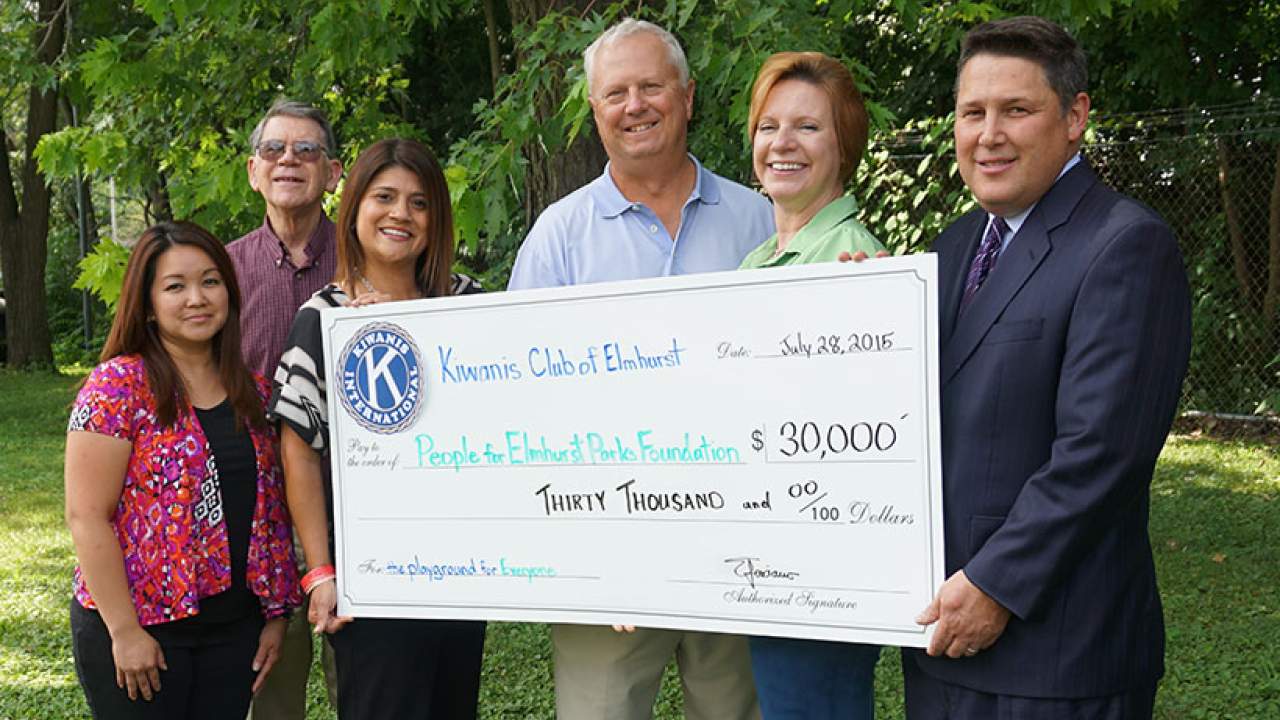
[301,564,336,594]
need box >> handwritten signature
[724,556,800,589]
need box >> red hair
[748,52,870,185]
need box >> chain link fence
[858,99,1280,442]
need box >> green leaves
[72,239,131,311]
[445,163,484,254]
[35,0,454,309]
[856,115,971,255]
[33,127,86,180]
[560,76,592,148]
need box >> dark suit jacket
[909,162,1191,698]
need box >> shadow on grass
[1166,433,1280,462]
[1150,449,1280,718]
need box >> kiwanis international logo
[337,322,424,434]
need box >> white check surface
[322,256,943,647]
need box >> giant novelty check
[321,255,944,647]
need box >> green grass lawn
[1,370,1275,719]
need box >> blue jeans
[749,636,880,719]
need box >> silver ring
[964,647,979,656]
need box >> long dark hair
[101,221,266,429]
[333,138,455,299]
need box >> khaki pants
[551,624,760,720]
[246,594,337,720]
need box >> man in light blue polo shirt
[509,19,773,290]
[508,17,772,720]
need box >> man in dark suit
[905,16,1192,717]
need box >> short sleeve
[68,358,141,440]
[508,214,567,290]
[268,297,333,453]
[451,273,484,296]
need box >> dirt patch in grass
[1173,413,1280,445]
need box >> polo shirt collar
[591,154,717,218]
[796,195,858,239]
[765,195,858,264]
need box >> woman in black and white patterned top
[268,138,484,720]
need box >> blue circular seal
[337,322,425,434]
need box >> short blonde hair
[583,18,689,94]
[748,52,869,185]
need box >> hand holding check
[916,569,1010,658]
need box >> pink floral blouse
[68,354,301,625]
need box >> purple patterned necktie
[959,215,1009,314]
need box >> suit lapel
[940,222,1051,386]
[939,211,986,348]
[939,162,1099,387]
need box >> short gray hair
[248,100,338,157]
[583,18,689,94]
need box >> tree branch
[34,0,68,61]
[1217,138,1257,310]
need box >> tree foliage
[17,0,1280,414]
[38,0,454,238]
[36,0,484,314]
[42,0,1215,296]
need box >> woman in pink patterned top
[65,221,301,719]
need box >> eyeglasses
[254,139,327,163]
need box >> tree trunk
[145,173,173,224]
[1266,142,1280,341]
[1217,139,1258,311]
[507,0,608,230]
[0,0,65,368]
[79,176,102,247]
[482,0,503,96]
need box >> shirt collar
[989,152,1081,244]
[767,196,859,262]
[742,193,860,266]
[797,195,858,238]
[261,214,332,266]
[591,154,716,218]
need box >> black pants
[328,617,486,720]
[902,651,1158,719]
[70,600,261,720]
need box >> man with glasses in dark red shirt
[229,99,342,720]
[229,99,343,380]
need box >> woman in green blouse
[741,51,885,720]
[740,52,885,270]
